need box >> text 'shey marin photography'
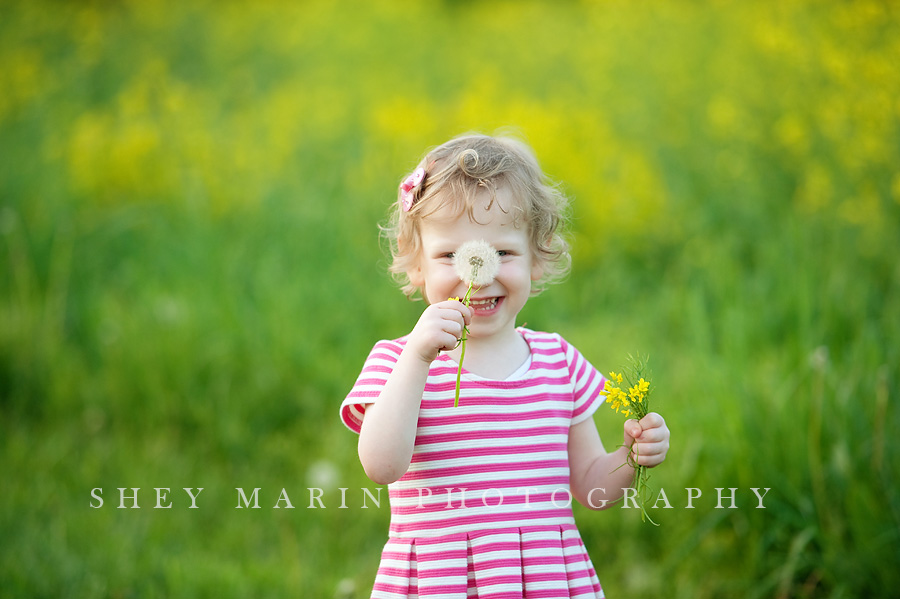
[89,487,772,511]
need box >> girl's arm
[357,300,471,485]
[568,413,669,509]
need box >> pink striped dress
[341,328,607,598]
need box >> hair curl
[382,133,571,299]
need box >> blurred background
[1,0,898,597]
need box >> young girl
[340,134,670,598]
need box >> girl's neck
[444,326,530,380]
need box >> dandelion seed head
[453,239,500,287]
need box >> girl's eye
[445,252,455,259]
[497,250,510,257]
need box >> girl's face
[408,186,543,343]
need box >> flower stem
[454,331,467,408]
[454,282,475,407]
[631,447,658,526]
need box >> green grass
[2,0,899,597]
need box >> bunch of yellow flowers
[601,372,651,419]
[600,354,658,525]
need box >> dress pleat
[372,526,602,598]
[522,527,570,597]
[372,540,415,598]
[562,528,603,598]
[417,536,470,598]
[469,529,524,598]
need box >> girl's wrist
[400,342,438,371]
[404,340,436,365]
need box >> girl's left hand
[623,412,669,467]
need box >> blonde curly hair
[382,133,571,299]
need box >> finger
[460,303,473,324]
[632,440,669,465]
[442,297,468,310]
[438,315,464,339]
[633,451,664,467]
[639,412,665,429]
[633,426,668,444]
[438,304,469,323]
[442,301,473,325]
[634,448,667,467]
[437,331,461,352]
[634,439,667,457]
[624,418,643,441]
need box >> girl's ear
[531,256,544,282]
[408,263,424,288]
[399,236,425,288]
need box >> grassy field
[1,0,898,597]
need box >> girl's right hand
[406,299,472,364]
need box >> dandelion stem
[454,281,476,407]
[454,328,467,408]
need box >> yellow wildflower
[600,379,614,397]
[638,378,649,393]
[603,353,658,525]
[629,385,644,403]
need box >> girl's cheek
[498,260,527,277]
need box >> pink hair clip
[399,167,426,212]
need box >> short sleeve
[339,339,404,433]
[559,335,607,425]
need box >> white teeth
[470,298,499,308]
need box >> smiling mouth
[469,297,500,311]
